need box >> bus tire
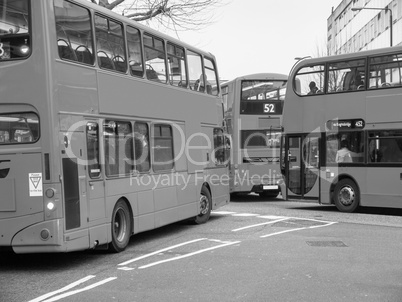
[194,186,212,224]
[109,200,132,253]
[333,179,360,213]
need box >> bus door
[285,134,320,199]
[60,127,89,237]
[84,122,108,245]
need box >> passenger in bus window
[351,74,364,90]
[336,140,352,163]
[194,74,212,94]
[308,81,319,95]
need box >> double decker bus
[0,0,229,253]
[222,73,287,198]
[282,45,402,212]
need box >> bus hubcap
[199,195,209,215]
[114,209,127,242]
[338,186,355,206]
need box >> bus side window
[369,54,402,89]
[127,26,144,77]
[104,121,133,177]
[143,34,167,83]
[134,122,150,172]
[95,15,126,73]
[187,50,203,92]
[369,131,402,163]
[152,124,174,171]
[204,57,218,96]
[294,65,324,96]
[55,2,93,64]
[213,128,229,165]
[167,43,187,88]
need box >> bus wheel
[194,186,212,224]
[110,200,132,252]
[259,191,280,198]
[333,179,360,213]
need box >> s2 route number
[0,43,4,57]
[264,103,275,113]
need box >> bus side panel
[96,73,219,126]
[0,153,43,246]
[365,167,402,208]
[366,92,402,124]
[56,63,99,114]
[176,173,198,220]
[206,166,230,209]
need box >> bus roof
[72,0,216,59]
[222,73,288,86]
[291,45,402,77]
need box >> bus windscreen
[240,80,286,115]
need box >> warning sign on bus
[29,173,43,197]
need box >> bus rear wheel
[333,179,360,213]
[194,186,212,224]
[109,200,132,253]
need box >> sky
[175,0,342,81]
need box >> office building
[327,0,401,55]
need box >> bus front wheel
[110,200,132,252]
[194,186,212,224]
[333,179,360,213]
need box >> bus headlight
[19,45,30,55]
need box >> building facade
[328,0,402,55]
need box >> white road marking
[118,238,207,266]
[212,211,237,215]
[258,215,286,219]
[260,221,337,238]
[232,218,290,232]
[138,239,240,269]
[231,213,260,217]
[28,276,116,302]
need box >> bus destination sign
[240,101,282,115]
[326,118,365,130]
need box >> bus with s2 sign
[282,45,402,212]
[0,0,230,253]
[222,73,287,198]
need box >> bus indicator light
[45,188,55,198]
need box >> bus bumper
[11,219,66,253]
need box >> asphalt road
[1,195,402,302]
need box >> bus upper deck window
[0,0,31,60]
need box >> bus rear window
[0,112,39,144]
[0,0,31,60]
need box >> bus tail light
[43,185,62,220]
